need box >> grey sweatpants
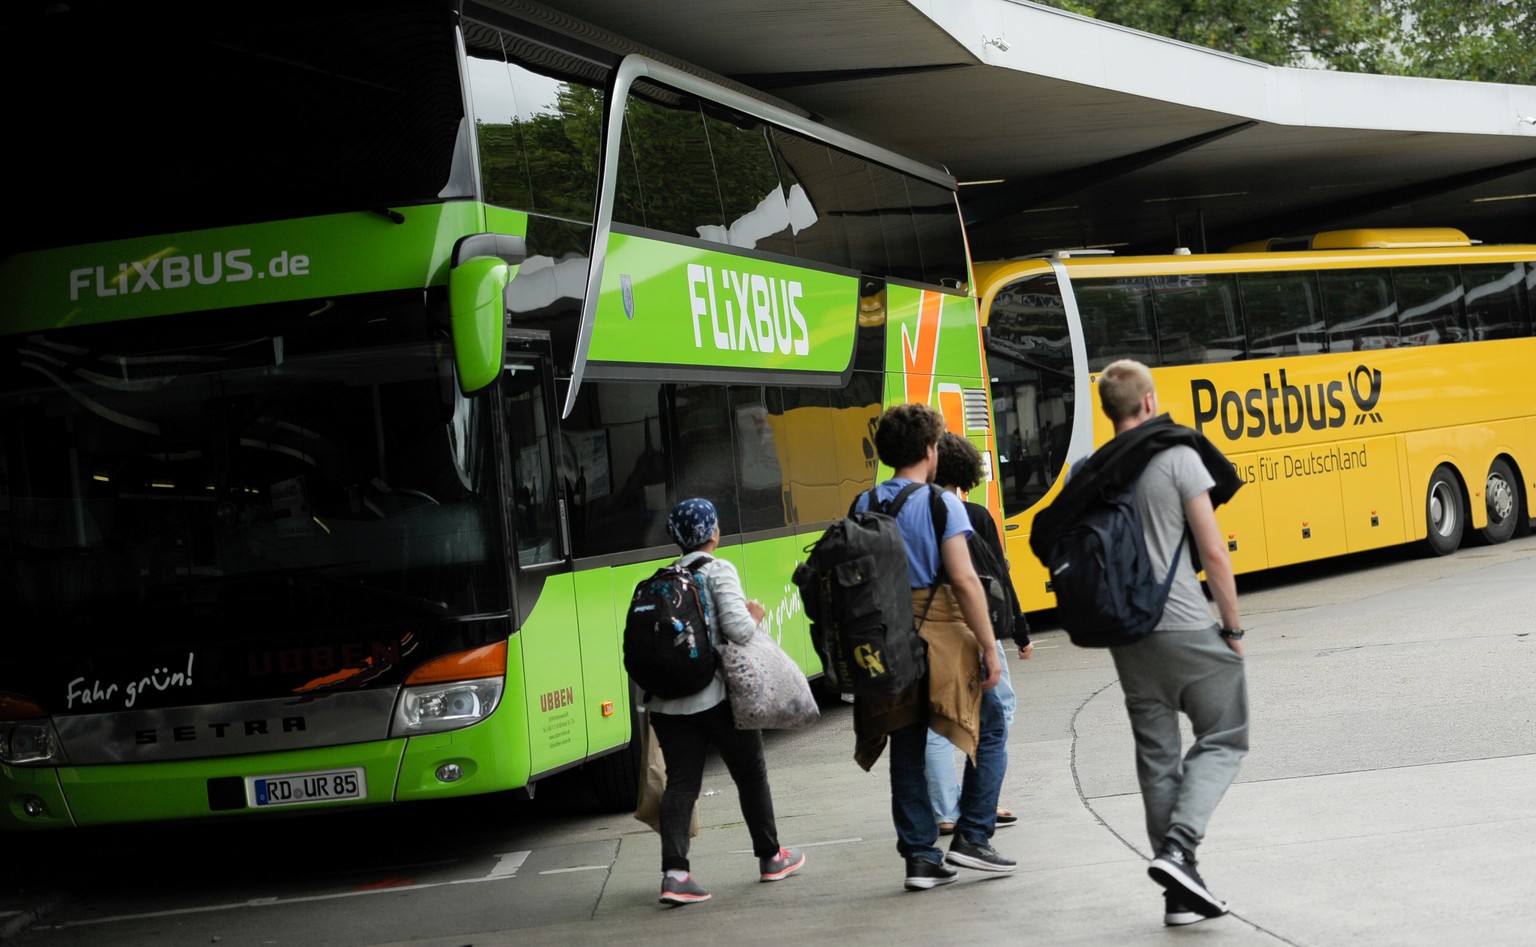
[1110,624,1249,855]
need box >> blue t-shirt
[855,478,972,588]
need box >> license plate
[246,768,366,807]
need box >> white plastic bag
[718,630,821,730]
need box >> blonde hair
[1098,359,1154,424]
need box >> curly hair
[936,432,983,492]
[873,403,946,470]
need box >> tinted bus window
[829,150,888,278]
[730,386,790,533]
[465,24,605,222]
[1321,269,1397,351]
[869,164,923,284]
[615,86,724,239]
[1464,262,1532,340]
[1076,277,1157,370]
[567,382,672,557]
[907,177,968,290]
[1237,271,1323,357]
[1152,273,1242,365]
[701,110,796,256]
[988,273,1075,516]
[766,129,853,270]
[1394,266,1467,345]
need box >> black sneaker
[1164,893,1205,926]
[944,835,1017,873]
[1148,840,1227,918]
[903,857,959,890]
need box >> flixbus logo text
[686,263,810,357]
[1190,365,1384,441]
[68,249,310,302]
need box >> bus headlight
[0,721,63,766]
[0,694,63,766]
[392,677,503,735]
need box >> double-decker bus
[0,0,997,829]
[978,228,1536,613]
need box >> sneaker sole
[944,851,1018,873]
[659,893,712,905]
[760,854,806,882]
[903,874,958,891]
[1148,860,1227,918]
[1164,909,1208,927]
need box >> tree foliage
[1038,0,1534,86]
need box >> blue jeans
[888,720,942,864]
[926,643,1015,826]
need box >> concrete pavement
[426,533,1536,947]
[11,535,1531,946]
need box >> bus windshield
[2,290,508,713]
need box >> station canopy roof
[531,0,1536,260]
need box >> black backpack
[966,529,1016,642]
[1040,473,1185,648]
[793,482,945,695]
[623,557,718,699]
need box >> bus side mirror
[449,233,527,394]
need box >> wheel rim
[1487,474,1515,524]
[1430,481,1458,537]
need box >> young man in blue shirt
[853,403,1009,891]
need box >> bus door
[499,342,593,776]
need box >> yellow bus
[976,228,1536,613]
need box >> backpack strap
[887,482,950,634]
[1124,471,1188,636]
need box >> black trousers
[649,701,780,872]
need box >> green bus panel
[396,697,533,803]
[0,203,505,333]
[49,741,407,828]
[572,567,632,760]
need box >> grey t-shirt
[1133,445,1218,630]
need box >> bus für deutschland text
[687,263,810,357]
[68,249,310,302]
[1258,446,1369,482]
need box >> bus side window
[1463,262,1532,341]
[1237,271,1323,358]
[1321,269,1396,351]
[1152,273,1242,365]
[699,110,795,257]
[563,381,672,557]
[766,129,853,271]
[616,85,725,240]
[1394,266,1467,346]
[1077,277,1156,370]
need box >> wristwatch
[1219,627,1245,640]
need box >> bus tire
[586,734,641,812]
[586,698,642,812]
[1479,458,1520,545]
[1423,465,1464,556]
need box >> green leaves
[1034,0,1533,85]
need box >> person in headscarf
[649,498,805,906]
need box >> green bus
[0,0,997,829]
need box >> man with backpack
[639,498,805,906]
[850,403,1007,891]
[1071,360,1248,926]
[925,432,1033,837]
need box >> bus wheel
[586,734,641,811]
[1479,458,1520,545]
[1423,465,1464,556]
[586,700,642,811]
